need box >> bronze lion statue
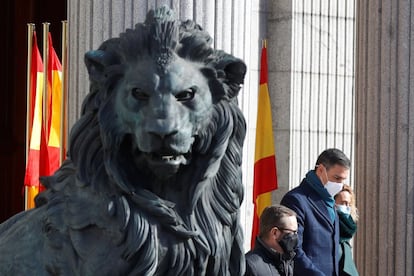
[0,6,247,275]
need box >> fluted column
[355,0,414,275]
[267,0,292,204]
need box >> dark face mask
[278,232,298,256]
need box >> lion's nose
[146,119,179,140]
[148,129,179,140]
[146,95,184,139]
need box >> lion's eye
[131,88,149,101]
[175,87,196,102]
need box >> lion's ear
[84,50,119,82]
[222,59,247,87]
[213,54,247,98]
[221,59,247,98]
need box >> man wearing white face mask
[281,148,351,276]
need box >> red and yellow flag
[24,32,49,209]
[46,33,65,174]
[251,41,278,248]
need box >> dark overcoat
[245,237,294,276]
[281,176,340,276]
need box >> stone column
[267,0,292,204]
[354,0,414,275]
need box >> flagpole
[25,23,35,210]
[60,20,68,164]
[42,22,50,138]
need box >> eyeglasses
[276,227,298,235]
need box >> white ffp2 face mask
[325,181,343,197]
[321,165,344,197]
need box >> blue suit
[281,171,340,276]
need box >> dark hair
[315,148,351,170]
[259,204,297,238]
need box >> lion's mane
[35,7,247,275]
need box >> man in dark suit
[281,148,351,276]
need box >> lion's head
[41,6,247,275]
[72,7,246,195]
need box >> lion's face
[83,18,246,184]
[114,56,212,177]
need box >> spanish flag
[46,32,65,174]
[24,32,49,209]
[251,41,278,248]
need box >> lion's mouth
[140,152,190,178]
[148,153,191,166]
[142,151,192,178]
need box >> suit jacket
[281,173,340,276]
